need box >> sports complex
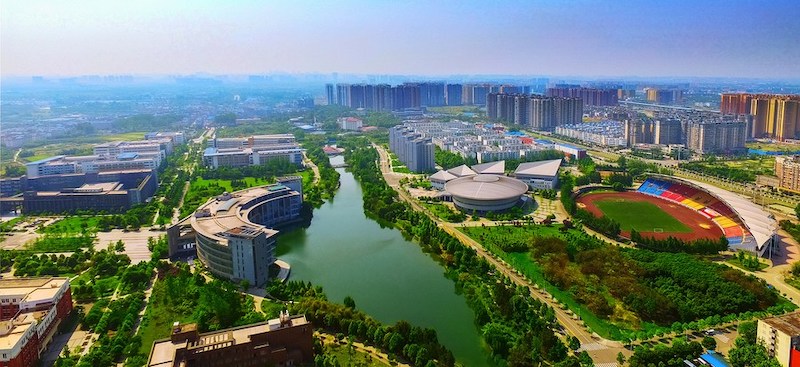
[576,175,778,256]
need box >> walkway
[302,151,321,185]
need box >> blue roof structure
[700,352,731,367]
[117,152,139,160]
[204,147,218,155]
[505,131,526,137]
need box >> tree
[343,295,356,309]
[701,336,717,351]
[114,240,125,253]
[795,202,800,220]
[568,336,581,351]
[616,352,626,365]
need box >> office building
[169,181,302,286]
[0,278,73,367]
[388,125,435,173]
[337,117,363,131]
[685,120,747,154]
[148,311,313,367]
[757,312,800,367]
[775,156,800,193]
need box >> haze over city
[2,0,800,79]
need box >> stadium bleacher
[638,178,750,246]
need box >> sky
[2,0,800,79]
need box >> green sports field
[594,199,691,233]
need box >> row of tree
[630,230,729,255]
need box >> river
[276,156,493,366]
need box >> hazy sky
[2,0,799,78]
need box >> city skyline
[2,0,800,79]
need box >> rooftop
[472,160,505,175]
[0,278,67,301]
[515,159,562,177]
[148,315,309,367]
[445,174,528,201]
[761,311,800,336]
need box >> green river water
[276,158,493,366]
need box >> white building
[429,170,457,190]
[514,159,562,190]
[337,117,363,131]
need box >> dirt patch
[577,191,724,241]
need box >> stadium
[576,175,778,256]
[444,174,529,213]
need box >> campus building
[168,178,303,287]
[0,278,73,367]
[147,311,313,367]
[514,159,562,190]
[25,154,161,179]
[775,156,800,193]
[1,169,157,215]
[337,117,363,131]
[203,134,303,169]
[757,312,800,367]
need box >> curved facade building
[445,174,528,212]
[170,177,302,286]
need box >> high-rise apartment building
[720,93,800,140]
[546,87,618,106]
[487,93,582,130]
[775,156,800,193]
[645,88,684,104]
[325,84,335,105]
[389,125,435,173]
[720,93,754,115]
[654,119,683,145]
[624,118,654,146]
[446,84,463,106]
[685,120,746,154]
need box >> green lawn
[322,343,392,367]
[38,216,101,234]
[594,199,691,233]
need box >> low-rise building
[0,278,73,367]
[514,159,562,190]
[428,170,457,190]
[757,312,800,367]
[337,117,363,131]
[147,311,313,367]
